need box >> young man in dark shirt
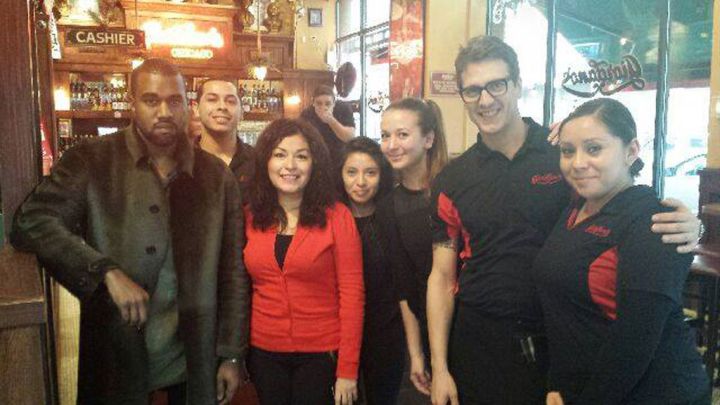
[300,85,355,169]
[195,78,255,199]
[426,36,701,405]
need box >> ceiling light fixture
[246,1,279,81]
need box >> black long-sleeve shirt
[376,184,432,323]
[533,185,708,404]
[354,213,403,343]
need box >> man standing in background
[301,84,356,168]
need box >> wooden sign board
[65,29,145,48]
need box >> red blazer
[244,202,365,379]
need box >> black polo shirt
[533,185,707,403]
[430,117,570,324]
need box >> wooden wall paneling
[0,245,49,404]
[0,0,43,233]
[36,7,58,156]
[0,328,47,404]
[0,1,55,404]
[282,69,334,118]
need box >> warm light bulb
[54,88,70,111]
[253,65,268,81]
[287,94,301,105]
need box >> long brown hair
[384,98,449,186]
[249,118,336,230]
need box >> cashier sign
[66,29,145,48]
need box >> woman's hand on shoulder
[334,377,358,405]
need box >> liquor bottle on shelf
[70,79,77,109]
[242,84,251,113]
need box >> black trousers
[448,305,548,405]
[148,381,187,405]
[248,346,336,405]
[359,327,406,405]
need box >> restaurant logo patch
[585,225,611,238]
[531,173,563,185]
[561,55,645,98]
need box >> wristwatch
[221,357,240,365]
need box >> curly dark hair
[249,118,337,230]
[337,136,394,206]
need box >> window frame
[487,0,709,201]
[336,0,390,138]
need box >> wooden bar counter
[0,245,52,404]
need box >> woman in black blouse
[338,137,405,404]
[534,98,708,404]
[378,98,449,396]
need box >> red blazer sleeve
[331,203,365,379]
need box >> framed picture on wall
[308,8,323,27]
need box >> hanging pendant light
[246,0,278,81]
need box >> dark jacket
[11,127,249,404]
[229,138,255,203]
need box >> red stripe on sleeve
[588,246,619,320]
[437,192,473,264]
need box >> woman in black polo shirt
[534,98,708,404]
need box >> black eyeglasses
[460,78,510,103]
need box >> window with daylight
[336,0,391,140]
[488,0,712,211]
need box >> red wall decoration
[389,0,424,100]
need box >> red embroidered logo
[585,225,611,238]
[531,173,563,185]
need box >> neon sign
[141,21,225,49]
[171,48,214,59]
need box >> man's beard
[143,121,181,148]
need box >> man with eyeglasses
[425,36,700,404]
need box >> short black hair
[129,58,183,97]
[197,77,238,101]
[455,35,520,89]
[312,84,336,100]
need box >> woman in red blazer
[244,118,365,405]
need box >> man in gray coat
[11,58,249,404]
